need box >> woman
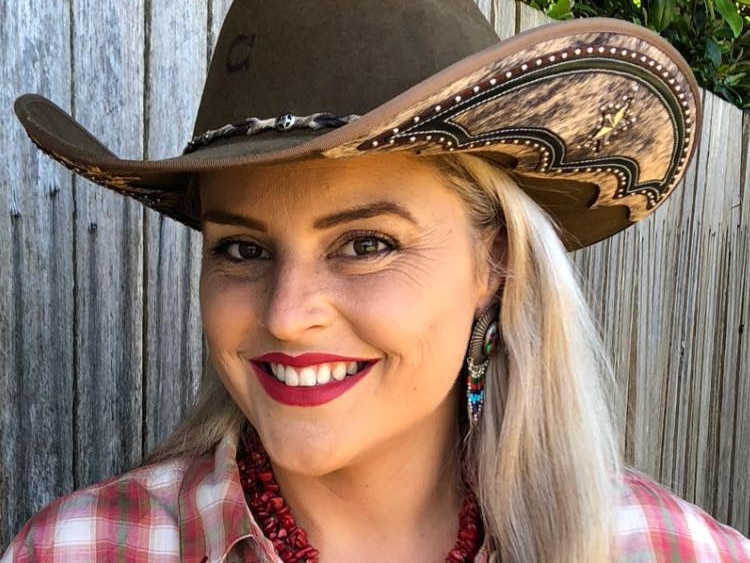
[3,0,749,561]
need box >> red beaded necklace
[237,432,483,563]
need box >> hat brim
[14,17,700,249]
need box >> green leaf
[705,0,717,21]
[724,72,746,86]
[546,0,572,19]
[715,0,743,37]
[649,0,676,31]
[706,37,723,66]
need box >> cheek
[200,269,258,352]
[337,256,477,393]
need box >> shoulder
[1,458,190,563]
[614,469,750,562]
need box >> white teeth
[332,363,347,381]
[271,364,286,381]
[284,366,300,386]
[299,367,317,387]
[265,360,369,387]
[316,364,331,384]
[272,363,286,382]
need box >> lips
[250,352,378,407]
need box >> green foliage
[522,0,750,108]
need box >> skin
[199,153,501,562]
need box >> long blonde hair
[147,153,621,562]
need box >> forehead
[198,154,460,215]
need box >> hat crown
[194,0,499,134]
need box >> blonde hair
[147,153,621,562]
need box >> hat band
[184,112,360,154]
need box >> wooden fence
[1,0,748,549]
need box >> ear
[474,227,507,315]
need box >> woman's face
[199,154,498,475]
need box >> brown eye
[224,241,269,260]
[339,234,394,257]
[353,237,384,255]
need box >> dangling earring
[465,303,499,425]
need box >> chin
[252,418,354,477]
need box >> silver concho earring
[466,304,499,425]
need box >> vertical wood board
[0,0,75,550]
[142,0,206,453]
[71,0,146,488]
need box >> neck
[270,401,465,561]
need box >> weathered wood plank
[658,93,708,502]
[71,0,145,486]
[142,0,206,454]
[710,99,744,525]
[493,0,518,40]
[474,0,493,21]
[517,0,550,30]
[728,113,750,536]
[0,1,74,549]
[688,92,740,513]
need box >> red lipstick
[250,353,379,407]
[254,352,370,367]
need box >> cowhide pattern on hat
[326,31,698,223]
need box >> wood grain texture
[730,112,750,534]
[142,0,205,454]
[70,0,145,487]
[493,0,518,39]
[0,0,75,550]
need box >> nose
[261,255,335,341]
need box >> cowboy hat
[13,0,700,249]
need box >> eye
[337,233,397,258]
[215,240,270,261]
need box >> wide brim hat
[14,0,700,249]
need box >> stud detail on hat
[354,40,695,215]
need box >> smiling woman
[201,155,496,479]
[4,0,750,562]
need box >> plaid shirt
[3,431,749,562]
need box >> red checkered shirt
[2,431,749,562]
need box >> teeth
[270,363,285,382]
[265,360,369,387]
[299,367,316,387]
[316,364,331,384]
[285,366,300,386]
[332,363,347,381]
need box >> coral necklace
[237,432,484,563]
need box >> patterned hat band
[184,112,361,154]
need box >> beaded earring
[465,304,499,425]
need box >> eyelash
[210,231,400,263]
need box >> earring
[466,304,499,425]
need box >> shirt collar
[178,429,277,562]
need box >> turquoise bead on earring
[465,304,499,425]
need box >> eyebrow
[201,211,268,231]
[201,201,418,231]
[313,201,417,229]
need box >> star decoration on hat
[580,96,635,153]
